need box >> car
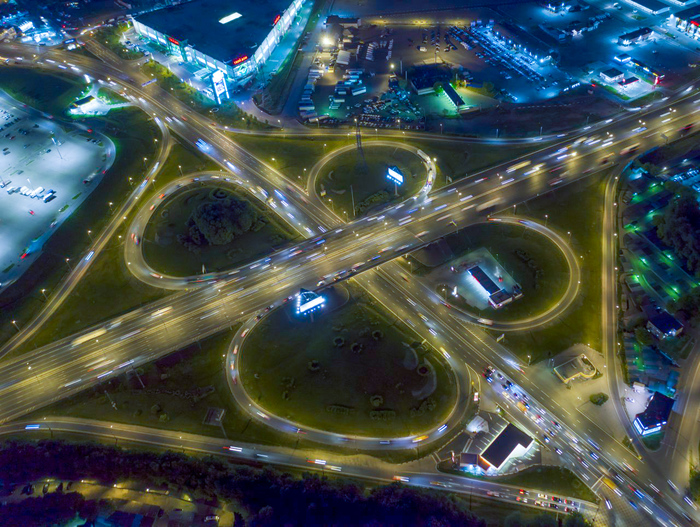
[537,494,548,499]
[543,434,550,443]
[555,448,563,455]
[205,516,220,522]
[549,503,559,509]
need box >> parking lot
[0,93,114,290]
[300,0,700,129]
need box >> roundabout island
[229,282,463,444]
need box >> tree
[635,326,653,346]
[590,392,609,406]
[565,511,592,526]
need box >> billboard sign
[212,69,229,104]
[387,166,404,185]
[296,290,325,315]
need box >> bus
[602,477,622,496]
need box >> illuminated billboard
[296,289,325,315]
[387,166,404,185]
[211,69,229,104]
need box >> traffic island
[142,184,298,277]
[411,219,572,325]
[238,283,458,437]
[314,143,428,218]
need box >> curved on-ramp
[224,312,472,452]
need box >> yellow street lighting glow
[219,12,242,24]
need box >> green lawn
[317,145,427,218]
[33,326,445,463]
[230,134,539,190]
[93,23,144,60]
[420,222,570,322]
[0,69,84,117]
[142,184,298,276]
[493,174,608,363]
[240,283,458,437]
[404,140,539,187]
[231,135,352,185]
[0,105,161,355]
[437,461,597,503]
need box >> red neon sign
[692,20,700,26]
[168,36,180,45]
[273,14,281,25]
[232,55,248,65]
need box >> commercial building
[442,83,468,112]
[670,5,700,39]
[601,67,625,83]
[133,0,304,83]
[479,424,534,472]
[468,265,523,309]
[618,27,653,46]
[622,0,669,15]
[647,310,684,339]
[633,392,674,436]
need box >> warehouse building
[133,0,305,84]
[670,5,700,39]
[479,424,534,472]
[634,392,674,436]
[623,0,669,15]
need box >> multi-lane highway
[3,36,700,526]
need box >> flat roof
[636,392,674,429]
[135,0,292,63]
[469,266,500,295]
[481,424,533,470]
[602,67,624,78]
[443,83,466,108]
[674,4,700,18]
[619,27,653,40]
[624,0,670,13]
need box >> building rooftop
[673,4,700,20]
[635,391,674,429]
[649,310,683,334]
[619,27,653,41]
[624,0,669,14]
[469,265,500,295]
[135,0,291,64]
[602,67,624,78]
[480,423,533,470]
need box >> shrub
[589,393,609,406]
[307,360,321,372]
[370,395,384,408]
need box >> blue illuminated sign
[296,289,325,315]
[387,166,404,185]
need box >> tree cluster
[0,491,113,527]
[504,511,590,527]
[0,440,486,526]
[179,198,264,250]
[655,194,700,276]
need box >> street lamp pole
[11,320,20,332]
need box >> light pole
[143,157,147,168]
[11,320,19,332]
[41,289,47,301]
[87,230,93,241]
[544,214,548,227]
[440,123,443,135]
[178,165,183,176]
[108,202,113,212]
[527,355,531,366]
[65,258,72,270]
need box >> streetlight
[544,214,548,227]
[41,289,47,300]
[11,320,19,331]
[108,202,113,212]
[143,157,147,168]
[178,165,183,176]
[87,230,93,240]
[65,258,72,270]
[440,123,443,135]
